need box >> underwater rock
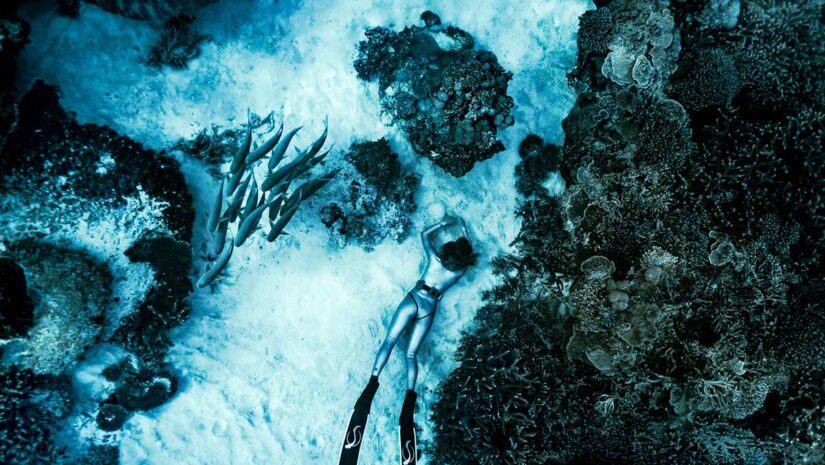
[144,14,209,69]
[354,11,515,177]
[92,355,177,431]
[319,138,418,250]
[83,0,218,21]
[0,256,34,338]
[3,240,113,375]
[1,80,194,241]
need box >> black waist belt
[415,280,442,300]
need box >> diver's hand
[440,214,460,227]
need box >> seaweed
[144,14,209,70]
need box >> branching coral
[668,47,741,110]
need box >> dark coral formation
[83,0,218,21]
[319,138,418,250]
[0,4,28,152]
[1,80,196,457]
[431,1,825,464]
[354,11,515,177]
[0,368,73,465]
[3,240,113,375]
[144,14,209,69]
[95,357,178,432]
[173,110,276,175]
[514,134,562,197]
[1,81,193,240]
[113,231,192,363]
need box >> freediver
[337,213,479,465]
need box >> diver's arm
[421,220,446,256]
[457,216,470,239]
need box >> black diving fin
[337,376,380,465]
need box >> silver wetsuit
[371,219,468,390]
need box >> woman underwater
[338,214,479,465]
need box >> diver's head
[437,237,478,272]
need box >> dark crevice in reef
[431,1,825,464]
[354,11,515,177]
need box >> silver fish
[197,235,234,288]
[267,191,286,221]
[305,116,328,158]
[224,172,252,223]
[267,192,302,242]
[235,199,276,247]
[211,218,229,255]
[246,121,284,165]
[207,178,225,233]
[268,126,302,171]
[230,121,252,174]
[287,146,333,182]
[240,172,259,222]
[299,169,339,199]
[225,165,245,196]
[261,154,303,191]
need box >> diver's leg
[371,293,417,377]
[404,310,436,391]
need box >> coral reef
[319,138,419,250]
[3,240,113,375]
[0,369,73,465]
[354,11,515,177]
[1,81,193,240]
[0,79,197,456]
[95,356,178,432]
[114,231,192,363]
[173,110,276,174]
[431,1,825,464]
[83,0,218,21]
[144,14,209,69]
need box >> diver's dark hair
[438,237,478,271]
